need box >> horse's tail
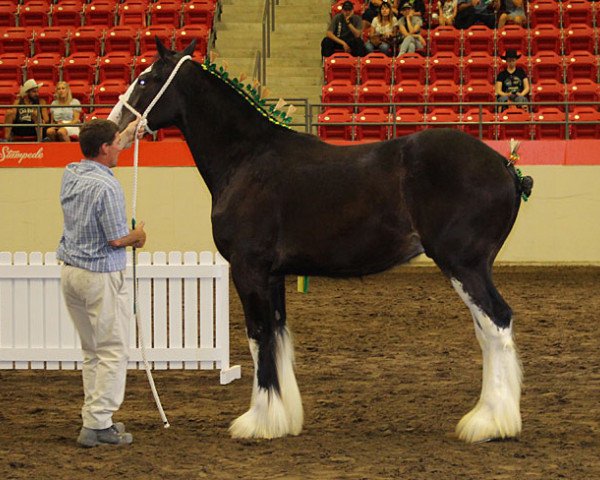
[507,140,534,202]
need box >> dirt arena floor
[1,266,599,480]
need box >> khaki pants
[61,266,131,430]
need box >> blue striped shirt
[57,160,129,272]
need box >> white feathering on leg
[452,279,522,443]
[275,327,303,435]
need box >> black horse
[112,39,533,443]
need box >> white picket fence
[0,251,241,384]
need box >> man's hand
[341,41,351,52]
[119,118,143,148]
[132,221,146,248]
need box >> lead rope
[124,54,191,429]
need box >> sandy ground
[1,266,599,480]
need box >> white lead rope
[121,54,192,429]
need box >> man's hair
[79,119,119,159]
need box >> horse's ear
[182,38,197,57]
[155,36,170,59]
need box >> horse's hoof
[229,389,291,439]
[456,401,521,444]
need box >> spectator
[47,81,82,142]
[498,0,525,28]
[366,1,399,55]
[322,1,367,57]
[397,3,425,56]
[495,49,530,111]
[455,0,500,30]
[438,0,458,26]
[4,79,49,141]
[394,0,425,18]
[363,0,383,29]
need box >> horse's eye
[139,79,146,86]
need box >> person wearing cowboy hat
[495,49,530,111]
[4,79,49,141]
[321,1,367,57]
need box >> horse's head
[109,37,196,133]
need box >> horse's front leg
[229,267,303,439]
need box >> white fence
[0,251,241,385]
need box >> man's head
[400,2,412,14]
[79,119,122,167]
[342,0,354,16]
[20,79,43,103]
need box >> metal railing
[253,0,278,86]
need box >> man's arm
[347,15,363,39]
[108,222,147,249]
[520,77,530,97]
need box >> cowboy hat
[20,79,43,97]
[501,49,521,60]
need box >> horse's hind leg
[229,266,303,439]
[448,264,522,443]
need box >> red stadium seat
[318,108,353,141]
[354,108,390,141]
[25,52,61,83]
[104,25,138,54]
[33,26,70,56]
[97,51,133,83]
[564,24,594,55]
[462,107,496,139]
[426,108,461,130]
[51,0,83,27]
[356,80,391,105]
[0,80,19,105]
[463,25,494,55]
[532,79,566,110]
[392,80,425,110]
[0,27,34,56]
[498,26,527,56]
[181,0,215,27]
[533,107,566,139]
[139,26,173,54]
[83,0,117,27]
[393,52,426,84]
[463,79,495,106]
[88,106,113,119]
[429,52,460,84]
[156,126,184,141]
[497,106,531,140]
[462,51,496,83]
[67,79,93,111]
[0,52,26,83]
[429,26,461,56]
[531,25,561,55]
[36,79,54,103]
[62,51,98,83]
[566,51,597,83]
[0,1,18,27]
[18,1,50,27]
[531,51,564,83]
[70,25,105,54]
[173,25,208,57]
[529,0,559,28]
[149,0,182,27]
[132,51,157,76]
[359,52,392,84]
[392,107,423,136]
[569,106,600,138]
[563,0,592,28]
[116,1,148,27]
[321,80,356,112]
[568,78,600,105]
[324,52,358,84]
[94,78,128,106]
[428,80,460,111]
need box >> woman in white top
[365,1,398,56]
[47,81,82,142]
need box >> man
[57,119,146,448]
[495,49,530,111]
[455,0,500,29]
[321,0,367,57]
[4,79,49,141]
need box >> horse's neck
[177,76,290,195]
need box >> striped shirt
[57,160,129,272]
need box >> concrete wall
[1,166,599,264]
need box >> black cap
[342,1,354,11]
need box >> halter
[115,53,191,429]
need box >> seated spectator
[397,3,425,56]
[363,0,383,29]
[393,0,425,19]
[321,0,367,57]
[366,1,399,56]
[46,81,82,142]
[498,0,525,28]
[495,49,530,111]
[438,0,458,26]
[455,0,500,30]
[4,79,49,141]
